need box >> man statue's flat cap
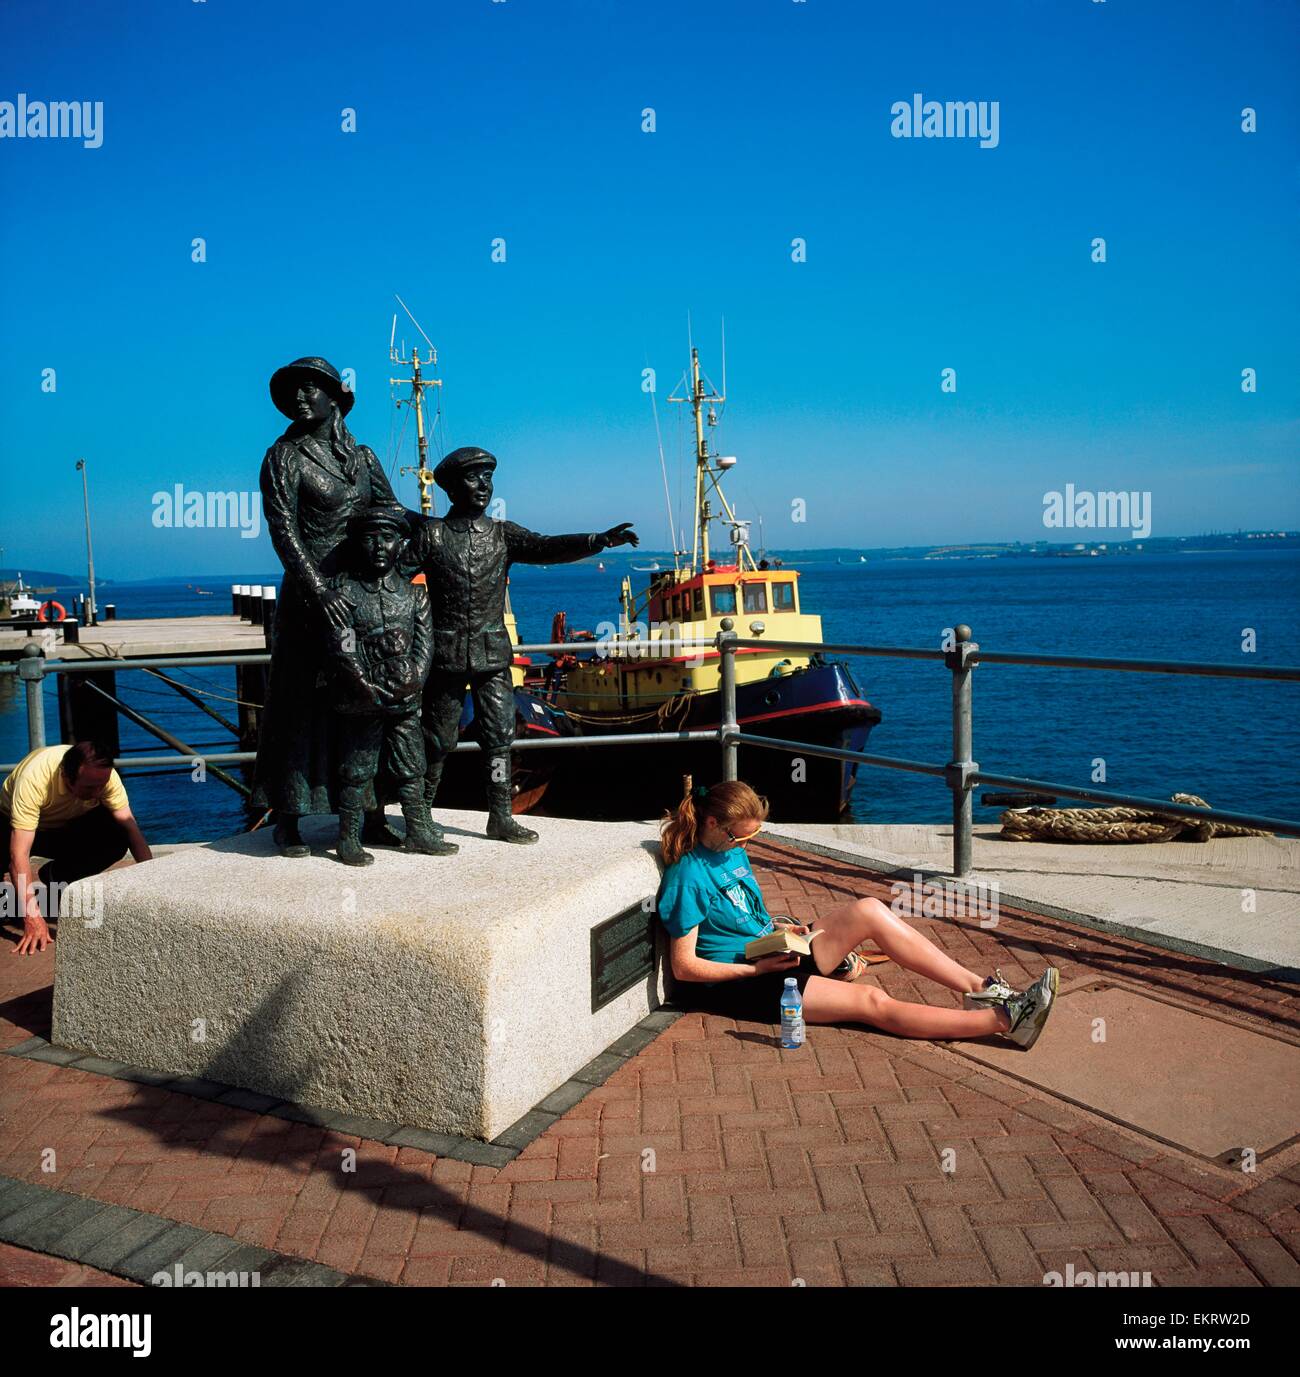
[433,447,497,493]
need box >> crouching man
[1,741,153,955]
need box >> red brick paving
[0,1241,137,1287]
[1,840,1297,1286]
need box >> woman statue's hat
[270,357,355,420]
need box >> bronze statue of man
[409,446,637,846]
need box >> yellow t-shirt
[0,746,129,831]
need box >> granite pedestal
[52,810,666,1140]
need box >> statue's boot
[273,813,310,858]
[484,754,538,845]
[336,789,375,867]
[399,781,458,856]
[361,807,403,848]
[419,757,458,853]
[422,758,445,807]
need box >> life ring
[37,601,66,623]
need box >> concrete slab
[765,823,1300,975]
[950,979,1300,1164]
[51,809,666,1140]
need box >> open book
[744,928,824,960]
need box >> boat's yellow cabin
[558,562,825,712]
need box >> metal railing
[3,622,1299,876]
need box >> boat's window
[742,583,768,613]
[710,586,737,616]
[693,588,704,615]
[671,594,682,620]
[772,581,795,611]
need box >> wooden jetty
[2,608,274,791]
[0,614,269,663]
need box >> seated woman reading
[656,778,1057,1048]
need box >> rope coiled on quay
[999,793,1273,844]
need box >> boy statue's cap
[433,446,497,493]
[348,502,409,538]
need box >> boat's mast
[392,340,442,516]
[675,346,723,574]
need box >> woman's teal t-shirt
[656,844,775,964]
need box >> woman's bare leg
[801,975,1007,1040]
[810,896,987,995]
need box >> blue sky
[1,0,1296,579]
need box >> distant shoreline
[4,532,1296,588]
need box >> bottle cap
[784,977,797,986]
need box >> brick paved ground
[0,1240,137,1288]
[1,840,1297,1286]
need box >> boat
[383,300,573,814]
[0,573,45,620]
[525,343,881,821]
[631,560,662,573]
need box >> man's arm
[108,807,152,864]
[410,584,434,684]
[503,521,639,567]
[8,828,49,956]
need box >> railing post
[944,624,979,878]
[18,643,46,751]
[718,617,738,782]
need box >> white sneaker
[994,967,1059,1049]
[962,968,1018,1010]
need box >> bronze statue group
[252,357,637,866]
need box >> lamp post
[75,458,97,626]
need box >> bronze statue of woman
[251,357,404,856]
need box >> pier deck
[0,615,268,663]
[1,830,1295,1288]
[768,823,1300,976]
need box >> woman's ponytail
[659,774,701,866]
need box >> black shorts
[671,954,819,1024]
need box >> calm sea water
[3,550,1297,843]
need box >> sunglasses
[725,823,763,844]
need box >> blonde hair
[659,774,770,866]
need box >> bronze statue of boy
[327,503,451,866]
[409,446,637,847]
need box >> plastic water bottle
[780,978,805,1049]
